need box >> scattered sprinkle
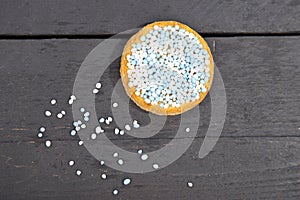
[68,95,76,105]
[91,133,97,140]
[68,160,75,166]
[39,127,46,132]
[123,178,131,186]
[45,110,52,117]
[112,189,119,195]
[113,152,119,158]
[137,149,143,154]
[133,123,140,128]
[95,82,102,89]
[119,130,125,135]
[57,113,63,119]
[118,159,124,165]
[37,132,43,138]
[95,126,102,134]
[101,173,107,179]
[112,102,118,108]
[84,112,90,117]
[185,127,190,133]
[141,154,148,161]
[107,117,113,122]
[99,118,105,123]
[93,88,99,94]
[76,170,82,176]
[114,128,119,135]
[70,95,76,100]
[125,124,131,131]
[100,160,105,165]
[61,110,66,115]
[78,140,83,146]
[68,99,74,105]
[187,182,193,188]
[153,163,159,169]
[80,108,85,113]
[50,99,57,105]
[45,140,52,147]
[80,124,86,129]
[70,130,76,136]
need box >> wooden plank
[0,138,300,199]
[0,37,299,142]
[0,0,300,35]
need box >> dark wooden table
[1,1,300,199]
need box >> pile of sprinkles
[125,23,211,109]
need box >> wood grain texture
[0,138,300,199]
[0,37,299,199]
[0,37,299,142]
[0,0,299,35]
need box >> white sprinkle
[117,159,124,165]
[112,189,119,195]
[100,160,105,165]
[70,95,76,100]
[187,182,193,188]
[91,133,97,140]
[153,163,159,169]
[68,160,75,166]
[75,126,80,131]
[57,113,63,119]
[78,140,83,146]
[185,128,190,133]
[105,119,110,125]
[84,117,89,122]
[119,130,125,135]
[113,152,118,158]
[125,124,131,131]
[45,140,52,147]
[76,170,82,176]
[137,149,143,154]
[133,123,140,128]
[123,178,131,186]
[107,116,113,122]
[80,124,86,129]
[45,110,52,117]
[95,82,102,89]
[68,99,74,105]
[112,102,118,108]
[70,130,76,136]
[37,132,43,138]
[92,88,99,94]
[101,173,107,179]
[95,126,102,134]
[80,108,85,112]
[141,154,148,161]
[39,127,46,132]
[114,128,119,135]
[84,112,90,117]
[50,99,57,105]
[99,118,105,123]
[77,120,82,125]
[61,110,66,115]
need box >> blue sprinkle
[140,36,146,41]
